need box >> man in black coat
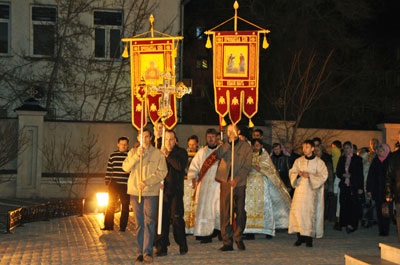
[386,148,400,241]
[271,143,293,197]
[155,130,189,256]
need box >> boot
[294,233,304,246]
[304,236,313,247]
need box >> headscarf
[377,143,390,162]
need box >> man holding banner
[123,128,167,263]
[216,124,252,251]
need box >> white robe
[186,146,220,236]
[244,151,291,236]
[288,156,328,238]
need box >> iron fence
[2,199,83,233]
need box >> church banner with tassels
[122,15,187,131]
[205,1,269,127]
[128,39,178,130]
[213,31,259,125]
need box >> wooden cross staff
[151,73,191,235]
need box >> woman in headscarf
[336,141,364,233]
[367,143,391,236]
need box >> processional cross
[147,72,190,236]
[148,72,191,122]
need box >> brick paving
[0,212,399,265]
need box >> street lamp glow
[96,192,109,207]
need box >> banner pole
[157,123,166,235]
[230,136,235,225]
[138,100,144,204]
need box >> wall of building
[1,114,399,199]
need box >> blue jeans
[131,195,158,256]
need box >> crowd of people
[102,124,400,263]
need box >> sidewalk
[0,212,399,265]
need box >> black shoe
[219,245,233,251]
[135,255,143,262]
[265,235,273,239]
[154,250,168,257]
[346,226,356,234]
[235,240,246,251]
[119,228,126,232]
[333,222,342,231]
[179,243,188,255]
[218,233,223,241]
[306,241,313,247]
[100,227,113,231]
[200,237,212,244]
[211,229,220,238]
[294,240,303,246]
[243,234,255,240]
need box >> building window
[0,3,10,55]
[94,10,122,59]
[195,26,204,39]
[31,6,57,56]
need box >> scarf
[378,143,390,162]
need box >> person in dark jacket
[216,124,252,251]
[102,136,130,232]
[271,143,293,197]
[367,143,391,236]
[155,130,188,257]
[336,141,364,233]
[386,147,400,241]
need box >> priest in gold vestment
[244,139,291,237]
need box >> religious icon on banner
[141,54,164,86]
[224,46,248,77]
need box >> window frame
[0,2,11,55]
[93,10,123,60]
[30,5,57,57]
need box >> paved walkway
[0,212,399,265]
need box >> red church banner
[129,39,178,130]
[213,31,259,125]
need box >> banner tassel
[262,34,269,49]
[248,118,254,128]
[221,116,227,126]
[205,35,212,49]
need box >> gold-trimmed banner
[129,39,178,130]
[213,31,259,125]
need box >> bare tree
[0,121,29,184]
[268,50,343,146]
[72,126,103,198]
[42,126,103,198]
[41,132,76,196]
[0,0,177,122]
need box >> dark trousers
[396,202,400,242]
[375,200,391,236]
[104,181,130,230]
[220,183,246,246]
[339,186,362,229]
[155,192,187,252]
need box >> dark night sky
[181,0,400,129]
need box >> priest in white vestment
[289,139,328,247]
[187,128,221,243]
[244,138,291,238]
